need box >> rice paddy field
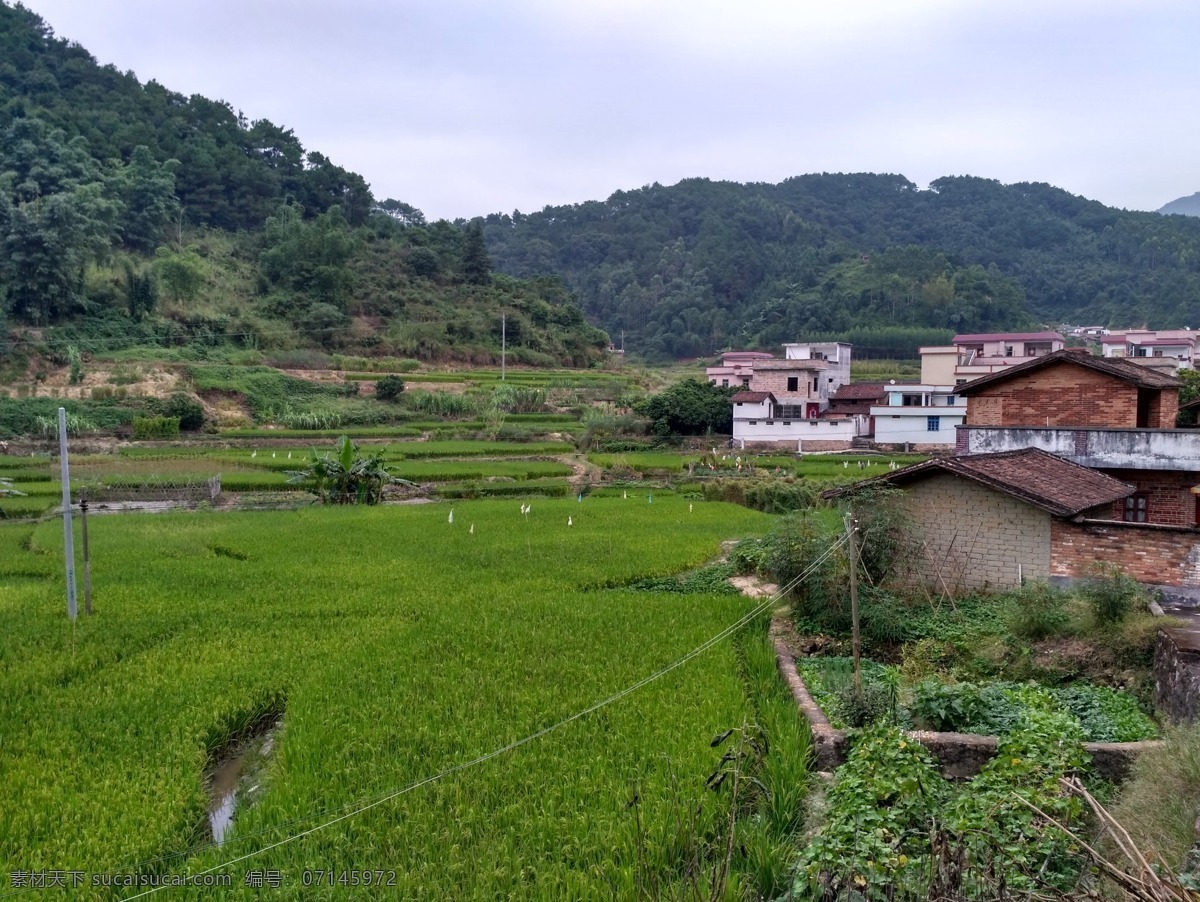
[0,496,814,899]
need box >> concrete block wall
[898,473,1050,591]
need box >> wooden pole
[845,512,861,695]
[80,493,92,616]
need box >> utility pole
[57,407,77,621]
[80,491,92,616]
[501,313,506,382]
[844,512,861,695]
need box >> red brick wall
[964,360,1179,429]
[1051,519,1200,587]
[1100,468,1200,527]
[966,362,1139,428]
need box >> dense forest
[483,174,1200,359]
[0,2,609,367]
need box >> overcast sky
[19,0,1199,221]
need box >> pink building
[920,331,1066,384]
[1100,330,1195,372]
[706,351,774,389]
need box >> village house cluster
[713,333,1200,594]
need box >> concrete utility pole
[80,492,92,616]
[57,407,77,620]
[501,313,506,382]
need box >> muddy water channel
[207,719,280,845]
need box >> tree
[124,263,157,320]
[461,220,491,285]
[375,375,405,402]
[635,379,735,435]
[154,246,204,302]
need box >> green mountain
[1160,193,1200,217]
[0,2,609,368]
[483,175,1200,359]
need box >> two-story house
[730,358,864,450]
[706,350,775,389]
[1099,330,1196,374]
[869,382,965,450]
[920,332,1066,386]
[831,348,1200,592]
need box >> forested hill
[0,2,609,367]
[1160,193,1200,217]
[482,174,1200,360]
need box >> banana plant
[286,436,411,504]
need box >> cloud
[21,0,1200,218]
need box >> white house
[869,383,965,449]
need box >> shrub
[1004,581,1071,639]
[375,375,406,402]
[131,416,180,440]
[157,393,205,431]
[1081,562,1148,626]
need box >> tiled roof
[956,348,1181,394]
[953,331,1065,343]
[831,382,907,401]
[731,391,770,403]
[823,448,1134,518]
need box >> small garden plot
[389,460,572,482]
[797,656,1159,742]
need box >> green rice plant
[1,498,809,896]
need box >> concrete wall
[958,425,1200,473]
[1051,520,1200,588]
[899,473,1051,591]
[874,412,963,447]
[965,361,1179,429]
[733,416,861,446]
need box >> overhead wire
[107,530,850,900]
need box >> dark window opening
[1124,494,1148,523]
[1136,388,1154,427]
[786,376,798,391]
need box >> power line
[112,533,848,900]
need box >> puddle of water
[207,721,279,846]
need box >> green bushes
[155,393,205,430]
[1005,581,1071,639]
[1081,562,1149,625]
[375,375,406,402]
[131,416,180,439]
[700,477,819,513]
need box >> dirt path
[564,454,603,494]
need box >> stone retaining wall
[1156,627,1200,723]
[775,638,1160,781]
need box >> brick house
[824,449,1200,591]
[954,348,1200,529]
[730,359,866,449]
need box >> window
[1005,346,1014,357]
[926,416,940,432]
[722,378,729,387]
[742,378,750,387]
[946,396,956,406]
[1124,494,1148,523]
[902,394,923,406]
[812,378,818,392]
[786,376,798,391]
[748,420,757,426]
[956,378,967,385]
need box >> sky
[18,0,1200,222]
